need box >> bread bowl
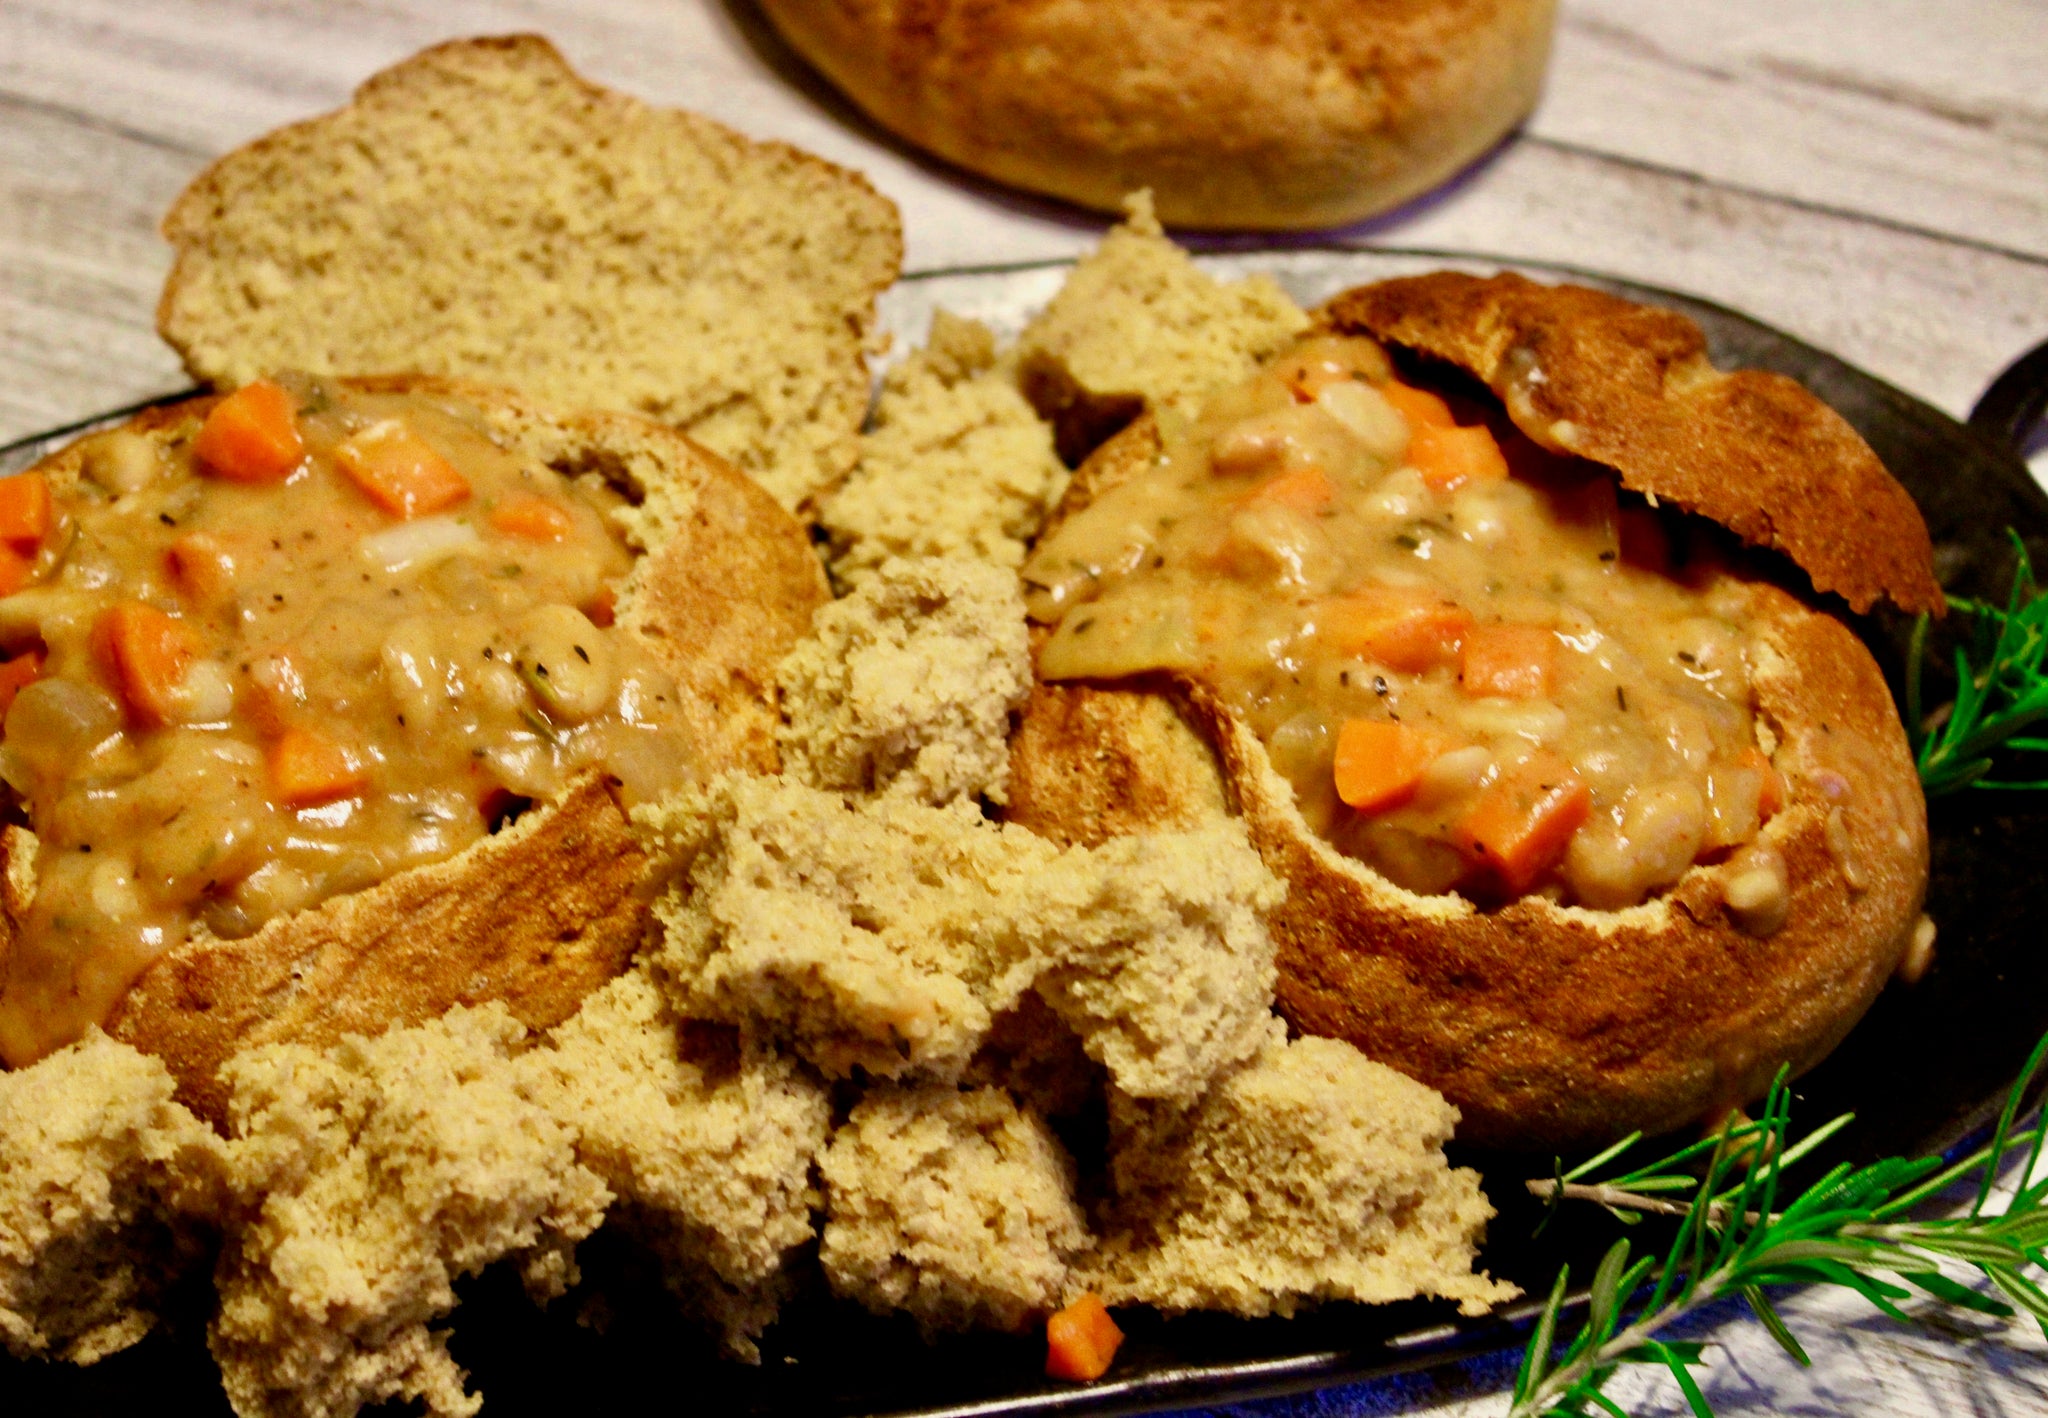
[0,375,827,1121]
[754,0,1557,230]
[1006,272,1939,1151]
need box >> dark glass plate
[3,251,2045,1418]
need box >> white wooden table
[4,3,2047,1415]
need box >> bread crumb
[0,1032,226,1364]
[1016,193,1309,457]
[211,1006,609,1418]
[1084,1035,1513,1318]
[157,36,902,512]
[526,970,830,1360]
[777,555,1031,806]
[820,1084,1087,1335]
[820,311,1068,584]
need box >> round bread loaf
[0,378,829,1122]
[754,0,1558,230]
[1005,275,1938,1150]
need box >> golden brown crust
[755,0,1556,230]
[1322,273,1943,616]
[1007,389,1929,1151]
[3,379,828,1122]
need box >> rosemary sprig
[1508,1032,2048,1417]
[1911,530,2048,794]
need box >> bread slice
[1006,277,1935,1151]
[2,377,828,1123]
[156,35,903,514]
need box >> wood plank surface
[2,3,2046,1416]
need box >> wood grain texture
[1,1,2045,1413]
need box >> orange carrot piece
[1379,380,1456,431]
[267,727,369,808]
[0,542,33,598]
[193,380,304,483]
[1407,422,1510,494]
[0,648,45,720]
[489,493,578,543]
[1454,754,1592,893]
[1244,466,1338,513]
[0,474,52,551]
[1741,745,1787,820]
[1333,719,1455,814]
[93,602,199,730]
[1318,586,1473,674]
[333,421,472,520]
[1460,624,1558,699]
[1045,1294,1124,1382]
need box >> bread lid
[1322,273,1944,616]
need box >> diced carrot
[0,542,33,598]
[0,648,45,719]
[489,493,578,543]
[1407,422,1510,494]
[1332,719,1455,814]
[1454,753,1592,893]
[1379,380,1456,431]
[1243,466,1338,513]
[1618,504,1672,575]
[165,532,240,610]
[1460,624,1558,699]
[0,474,52,551]
[93,603,199,730]
[333,420,472,520]
[1045,1293,1124,1382]
[267,727,369,809]
[193,380,305,483]
[1318,586,1474,673]
[1741,745,1787,820]
[582,585,618,628]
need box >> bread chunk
[11,377,831,1122]
[157,35,903,511]
[820,1084,1088,1335]
[211,1006,608,1418]
[525,971,830,1360]
[1015,196,1310,462]
[777,556,1031,806]
[0,1032,227,1364]
[1084,1035,1510,1318]
[820,312,1068,586]
[649,776,1282,1101]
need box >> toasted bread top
[0,378,828,1119]
[1323,273,1943,616]
[157,35,903,513]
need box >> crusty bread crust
[1322,273,1943,616]
[756,0,1556,231]
[1007,365,1930,1150]
[1,379,827,1122]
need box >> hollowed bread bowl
[0,376,828,1122]
[1006,273,1940,1151]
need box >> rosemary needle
[1911,530,2048,795]
[1507,1032,2048,1417]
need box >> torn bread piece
[157,35,902,511]
[820,312,1068,586]
[210,1006,608,1418]
[819,1084,1088,1336]
[1085,1034,1511,1318]
[0,1032,227,1365]
[777,556,1031,806]
[525,970,830,1360]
